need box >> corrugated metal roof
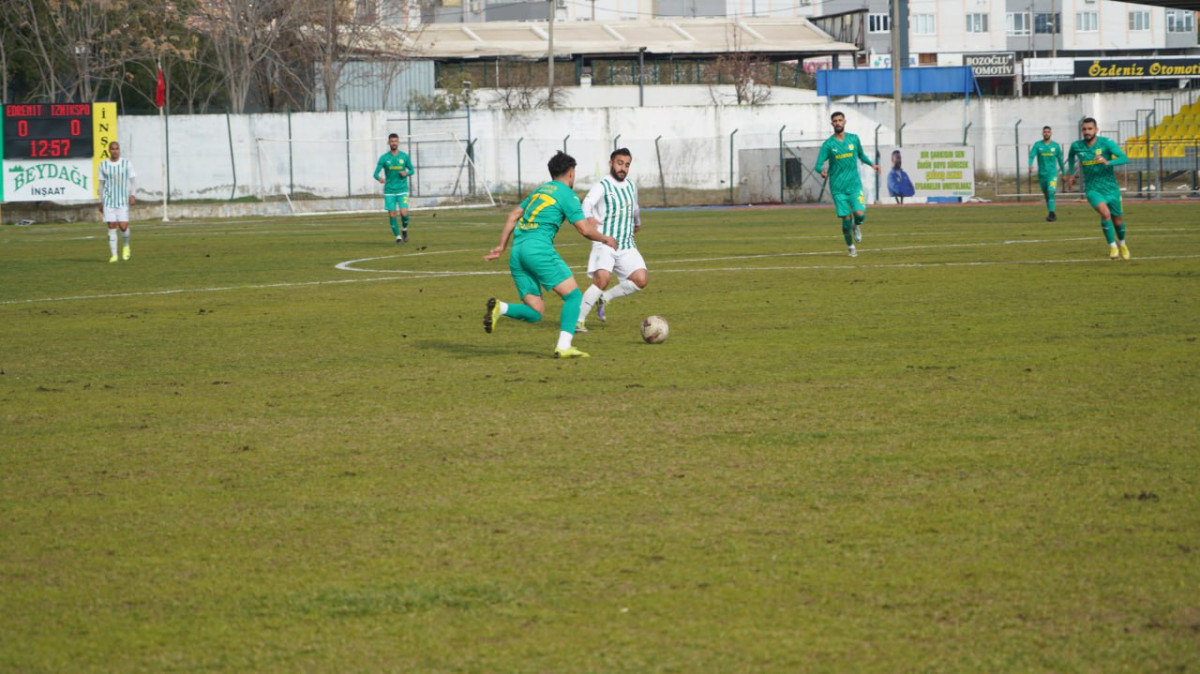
[372,17,857,60]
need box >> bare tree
[706,25,772,106]
[196,0,305,113]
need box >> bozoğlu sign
[964,53,1016,77]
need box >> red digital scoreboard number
[3,104,95,160]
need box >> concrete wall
[98,87,1192,205]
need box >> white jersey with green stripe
[582,176,640,250]
[99,158,137,208]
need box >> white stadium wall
[110,89,1189,204]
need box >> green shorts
[1086,190,1122,217]
[832,190,866,218]
[1039,176,1058,194]
[384,193,409,212]
[509,240,572,298]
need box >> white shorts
[586,244,647,282]
[103,206,130,223]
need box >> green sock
[1047,191,1056,213]
[854,213,865,225]
[389,217,399,237]
[1115,222,1126,240]
[401,215,409,233]
[841,217,853,246]
[1100,220,1116,245]
[560,288,582,334]
[505,303,541,323]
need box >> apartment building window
[912,13,934,35]
[1007,12,1031,36]
[1129,10,1150,31]
[1167,10,1194,33]
[868,13,891,33]
[966,13,989,33]
[1034,12,1060,34]
[1076,11,1098,33]
[355,0,379,22]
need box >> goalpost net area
[252,132,495,213]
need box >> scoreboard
[1,102,117,202]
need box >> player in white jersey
[576,148,647,333]
[97,141,137,263]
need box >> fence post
[516,137,524,200]
[874,123,882,203]
[729,128,739,204]
[654,135,666,206]
[613,134,621,151]
[287,106,294,199]
[226,112,237,201]
[1014,118,1022,201]
[962,121,972,146]
[344,106,352,198]
[778,124,786,203]
[563,134,570,154]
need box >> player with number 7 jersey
[482,151,617,358]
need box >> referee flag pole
[156,62,170,222]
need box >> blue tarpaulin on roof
[816,66,982,101]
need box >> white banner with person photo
[882,146,976,203]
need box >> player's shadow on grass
[413,340,544,358]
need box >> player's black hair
[548,151,576,178]
[388,133,399,140]
[830,111,845,121]
[611,147,631,160]
[1081,117,1097,126]
[1042,125,1052,131]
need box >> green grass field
[2,200,1198,672]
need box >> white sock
[603,279,642,302]
[498,300,509,315]
[122,228,130,245]
[108,229,118,256]
[579,285,603,321]
[1118,239,1126,246]
[556,331,573,351]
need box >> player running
[374,133,415,244]
[1029,126,1066,222]
[482,152,617,359]
[575,148,645,334]
[98,141,137,263]
[815,111,881,257]
[1066,117,1131,261]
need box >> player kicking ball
[575,148,646,334]
[482,152,617,358]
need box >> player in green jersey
[815,111,880,257]
[1028,125,1066,222]
[374,133,415,244]
[575,148,645,334]
[483,152,617,359]
[1066,117,1131,261]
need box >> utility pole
[891,0,903,146]
[548,0,555,108]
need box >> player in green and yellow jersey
[815,111,881,257]
[1067,117,1131,261]
[374,133,415,244]
[1028,125,1065,222]
[483,152,617,359]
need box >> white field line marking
[4,237,1198,307]
[335,249,473,272]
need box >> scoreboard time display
[3,104,95,159]
[0,102,117,202]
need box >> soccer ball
[640,315,669,344]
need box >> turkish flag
[155,66,166,108]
